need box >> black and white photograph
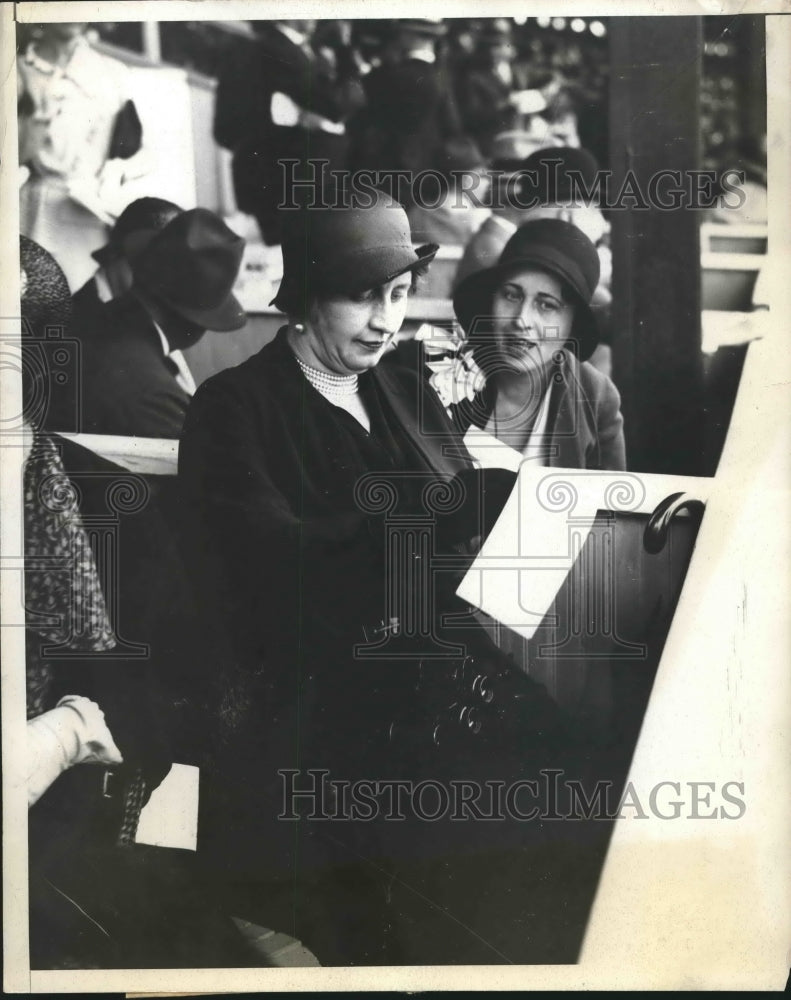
[1,0,789,991]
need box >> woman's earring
[293,322,305,334]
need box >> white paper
[135,763,199,852]
[462,425,523,472]
[458,468,713,641]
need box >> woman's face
[302,273,413,375]
[490,267,575,373]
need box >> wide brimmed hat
[91,197,183,266]
[453,217,601,360]
[272,191,438,315]
[131,208,246,332]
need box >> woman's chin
[498,346,546,374]
[350,343,390,369]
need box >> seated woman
[450,217,626,469]
[20,236,266,971]
[178,192,607,966]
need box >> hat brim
[271,243,438,312]
[453,255,599,361]
[395,21,447,37]
[160,291,247,333]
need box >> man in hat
[347,18,463,203]
[71,208,246,438]
[71,197,183,322]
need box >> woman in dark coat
[178,193,608,966]
[450,218,626,470]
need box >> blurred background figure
[213,18,361,246]
[347,18,462,205]
[706,133,768,226]
[456,18,548,159]
[406,136,490,247]
[18,22,150,291]
[72,196,183,320]
[455,146,607,285]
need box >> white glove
[27,696,123,807]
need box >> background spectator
[456,19,547,159]
[18,23,150,290]
[348,19,462,205]
[72,196,182,320]
[63,208,246,438]
[213,19,360,246]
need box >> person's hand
[27,696,123,807]
[56,695,124,766]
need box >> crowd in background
[14,15,768,972]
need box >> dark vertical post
[608,17,704,475]
[738,16,767,151]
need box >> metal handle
[643,492,705,555]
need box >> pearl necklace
[294,355,360,398]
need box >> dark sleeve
[178,378,387,666]
[264,35,354,123]
[81,340,190,439]
[458,73,510,136]
[366,63,441,134]
[213,42,260,149]
[438,68,463,138]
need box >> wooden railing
[701,251,766,311]
[700,222,768,254]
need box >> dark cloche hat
[272,189,438,315]
[453,217,601,360]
